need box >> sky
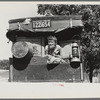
[0,2,40,60]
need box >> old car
[6,15,87,82]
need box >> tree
[37,4,100,82]
[37,4,82,15]
[0,60,9,70]
[81,5,100,82]
[37,4,95,16]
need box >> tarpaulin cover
[6,15,83,41]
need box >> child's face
[48,40,56,49]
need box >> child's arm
[53,45,62,58]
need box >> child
[45,36,65,64]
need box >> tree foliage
[37,4,84,15]
[37,4,100,77]
[37,4,98,16]
[0,60,9,70]
[81,5,100,77]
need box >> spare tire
[12,41,33,59]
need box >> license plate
[33,20,51,28]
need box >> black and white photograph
[2,2,100,83]
[0,1,100,98]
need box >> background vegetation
[0,60,9,70]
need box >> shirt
[45,45,61,56]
